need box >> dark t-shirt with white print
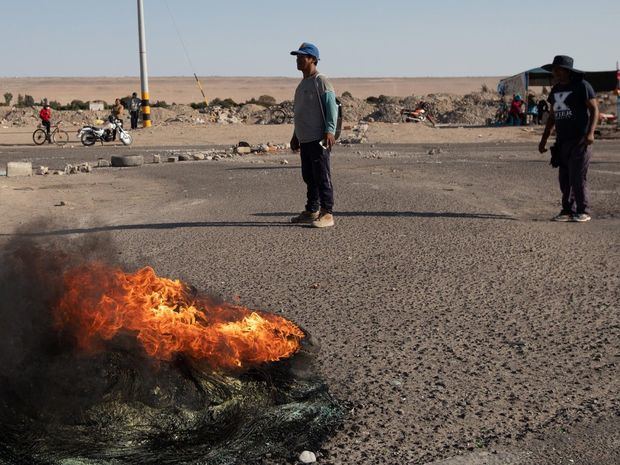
[548,79,595,141]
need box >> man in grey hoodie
[290,42,339,228]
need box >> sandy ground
[0,76,502,104]
[0,142,618,464]
[0,124,541,148]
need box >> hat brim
[290,51,319,60]
[542,63,585,74]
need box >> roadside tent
[498,68,618,96]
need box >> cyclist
[39,103,52,141]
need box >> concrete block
[6,162,32,177]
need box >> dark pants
[506,114,520,126]
[42,120,51,136]
[130,111,139,129]
[558,139,591,214]
[300,140,334,213]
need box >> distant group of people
[35,49,599,226]
[37,93,142,142]
[111,93,143,130]
[506,94,550,126]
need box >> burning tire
[111,155,143,167]
[0,251,343,465]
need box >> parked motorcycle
[400,102,437,127]
[78,118,133,146]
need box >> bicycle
[33,121,70,146]
[268,102,294,124]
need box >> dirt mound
[339,94,375,123]
[0,92,507,128]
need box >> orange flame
[53,263,304,369]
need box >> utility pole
[137,0,151,127]
[616,61,619,130]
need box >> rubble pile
[339,94,376,122]
[15,90,617,128]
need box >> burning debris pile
[0,235,342,465]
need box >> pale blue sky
[3,0,618,77]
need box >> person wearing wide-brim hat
[538,55,599,223]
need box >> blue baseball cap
[290,42,320,61]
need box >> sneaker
[552,212,573,222]
[572,213,591,223]
[291,210,319,224]
[311,210,335,228]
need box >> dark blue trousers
[558,139,592,214]
[300,140,334,213]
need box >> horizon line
[0,75,506,80]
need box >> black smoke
[0,226,342,465]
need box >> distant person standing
[507,95,523,126]
[289,43,338,228]
[536,98,549,125]
[129,92,141,129]
[538,55,599,223]
[111,98,124,141]
[39,103,52,141]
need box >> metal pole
[616,61,619,130]
[137,0,151,127]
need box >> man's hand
[324,132,336,151]
[538,138,548,154]
[584,133,595,145]
[290,134,300,152]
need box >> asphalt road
[0,142,618,465]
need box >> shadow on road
[0,143,39,147]
[225,166,298,171]
[0,220,291,237]
[0,210,515,237]
[254,211,515,220]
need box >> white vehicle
[78,117,133,146]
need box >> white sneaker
[311,210,335,228]
[572,213,591,223]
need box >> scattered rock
[192,153,206,160]
[281,159,289,165]
[97,159,111,168]
[299,451,316,464]
[64,163,92,174]
[6,162,32,177]
[236,146,252,155]
[167,156,178,163]
[178,154,192,161]
[35,166,49,175]
[153,154,161,163]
